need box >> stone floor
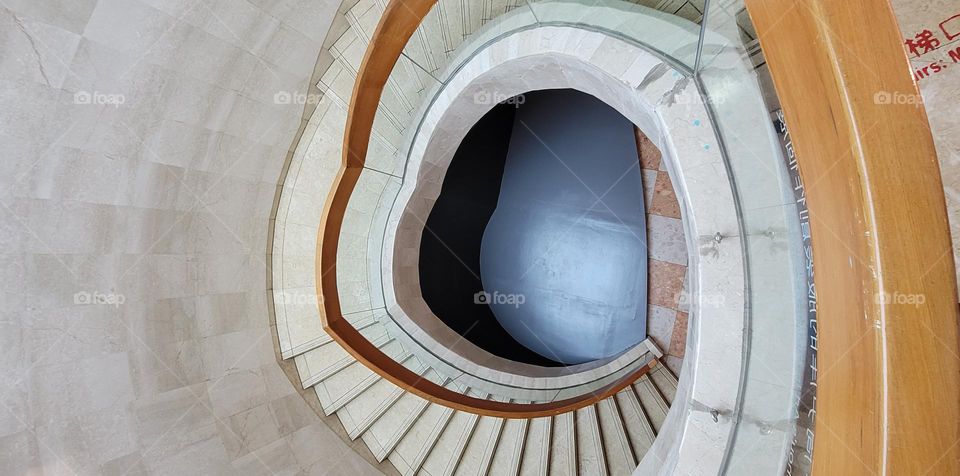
[637,129,689,376]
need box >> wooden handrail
[745,0,960,473]
[315,0,656,418]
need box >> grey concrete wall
[0,1,382,474]
[480,89,648,364]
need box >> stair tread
[549,412,577,476]
[649,365,678,404]
[454,415,507,476]
[422,408,482,476]
[488,417,530,476]
[633,375,670,433]
[614,387,657,459]
[342,359,429,439]
[362,372,447,461]
[319,345,411,415]
[597,398,637,474]
[519,416,552,476]
[296,327,390,388]
[576,405,609,476]
[390,401,457,475]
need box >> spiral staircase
[0,0,955,473]
[266,0,960,473]
[269,1,702,474]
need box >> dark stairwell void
[419,102,563,366]
[420,89,648,367]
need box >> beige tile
[0,431,42,476]
[217,404,282,459]
[129,338,206,397]
[670,311,689,358]
[664,355,684,376]
[101,452,149,476]
[647,215,688,266]
[646,305,677,355]
[230,438,301,476]
[642,169,659,206]
[648,259,686,309]
[636,129,662,171]
[269,394,315,437]
[650,170,682,219]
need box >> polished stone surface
[0,1,382,474]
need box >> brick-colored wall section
[637,129,689,374]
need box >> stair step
[649,365,678,404]
[597,397,637,474]
[318,50,357,108]
[368,395,432,462]
[363,372,448,461]
[391,400,457,475]
[613,387,657,458]
[344,0,382,43]
[305,312,376,350]
[576,405,609,476]
[633,375,670,433]
[427,408,482,476]
[549,412,577,476]
[318,346,412,415]
[489,416,530,476]
[342,360,429,440]
[318,363,379,416]
[299,331,391,388]
[348,0,434,113]
[519,416,552,476]
[455,414,507,476]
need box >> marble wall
[891,0,960,285]
[0,1,383,474]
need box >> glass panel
[694,0,808,474]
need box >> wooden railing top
[745,0,960,473]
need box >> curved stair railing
[746,0,960,473]
[286,0,960,473]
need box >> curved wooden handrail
[315,0,656,418]
[745,0,960,473]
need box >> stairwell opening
[420,89,651,366]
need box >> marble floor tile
[640,127,689,370]
[648,259,686,310]
[642,169,658,206]
[647,215,688,266]
[669,311,688,358]
[664,355,683,376]
[635,128,661,171]
[650,171,681,219]
[646,305,677,355]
